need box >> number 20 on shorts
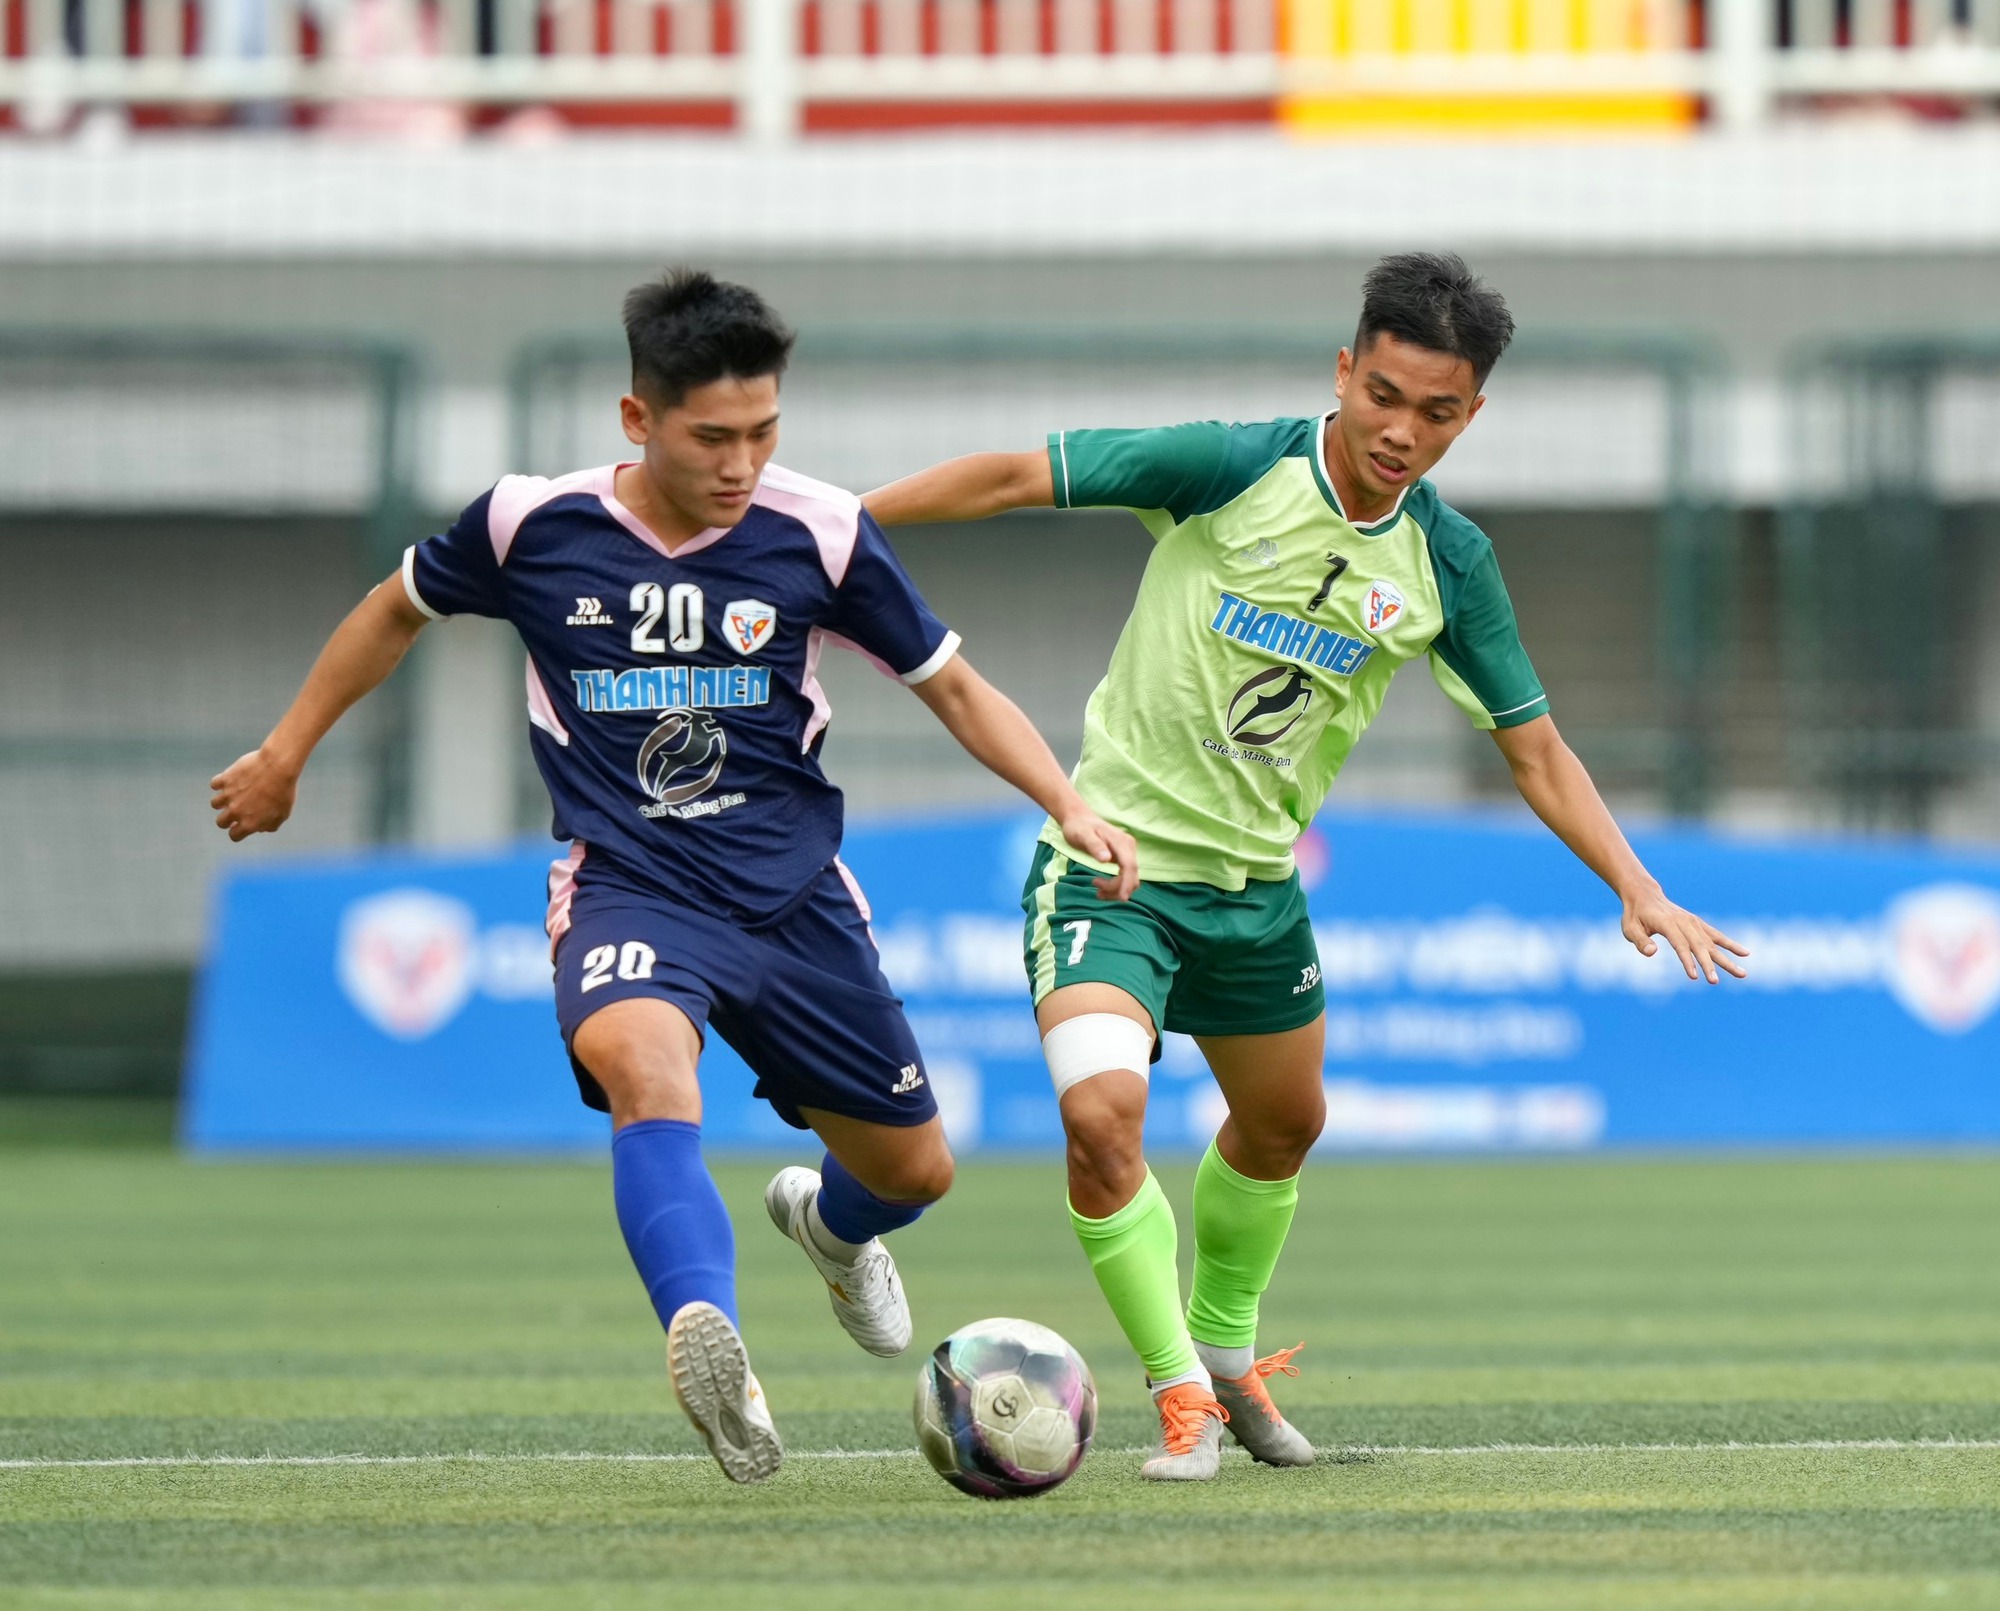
[580,941,658,992]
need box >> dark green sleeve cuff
[1047,432,1073,510]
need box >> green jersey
[1040,414,1548,889]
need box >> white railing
[2,0,1998,135]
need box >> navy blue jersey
[403,462,959,928]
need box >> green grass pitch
[5,1147,2000,1608]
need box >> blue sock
[611,1118,737,1330]
[815,1150,928,1244]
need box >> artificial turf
[4,1148,2000,1607]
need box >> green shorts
[1019,841,1325,1040]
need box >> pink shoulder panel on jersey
[752,462,861,586]
[487,467,603,565]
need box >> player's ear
[1465,393,1486,425]
[619,393,652,446]
[1334,347,1352,399]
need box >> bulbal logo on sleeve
[722,598,778,656]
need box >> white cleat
[1139,1383,1229,1481]
[1211,1344,1316,1468]
[763,1165,913,1358]
[665,1300,783,1485]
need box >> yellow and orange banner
[1281,0,1697,135]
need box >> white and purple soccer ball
[913,1317,1096,1499]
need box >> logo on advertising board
[335,889,553,1042]
[722,598,778,656]
[1883,883,2000,1034]
[1365,580,1406,633]
[191,814,2000,1156]
[337,888,478,1041]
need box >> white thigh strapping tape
[1040,1013,1155,1097]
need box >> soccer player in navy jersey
[210,270,1138,1484]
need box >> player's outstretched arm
[209,570,430,842]
[864,452,1053,528]
[1490,715,1748,985]
[910,656,1138,901]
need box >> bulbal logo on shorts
[337,888,478,1041]
[637,708,728,818]
[1226,664,1315,747]
[1883,882,2000,1034]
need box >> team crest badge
[1883,883,2000,1034]
[722,598,778,656]
[336,888,477,1041]
[1365,580,1406,633]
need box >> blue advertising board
[183,810,2000,1153]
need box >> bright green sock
[1187,1139,1301,1351]
[1069,1170,1198,1383]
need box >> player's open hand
[1058,808,1139,902]
[1622,887,1749,984]
[210,748,301,841]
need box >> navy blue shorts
[552,859,936,1131]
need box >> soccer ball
[913,1317,1096,1499]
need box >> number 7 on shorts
[1062,919,1092,966]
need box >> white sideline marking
[0,1450,908,1470]
[1350,1438,2000,1456]
[6,1438,2000,1471]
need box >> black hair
[622,268,796,409]
[1354,252,1515,390]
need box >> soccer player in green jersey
[866,252,1748,1481]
